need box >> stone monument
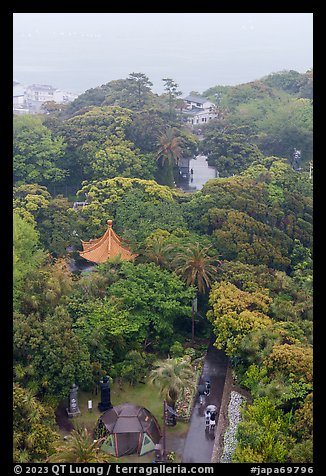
[98,376,112,412]
[66,383,81,417]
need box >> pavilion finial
[107,219,113,227]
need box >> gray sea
[13,13,313,96]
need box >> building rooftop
[27,84,57,92]
[184,95,208,104]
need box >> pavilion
[79,219,137,263]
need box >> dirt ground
[55,403,74,433]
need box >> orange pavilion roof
[79,220,137,263]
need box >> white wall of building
[13,82,78,114]
[187,109,216,125]
[13,95,25,106]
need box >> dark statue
[66,383,81,417]
[98,376,113,412]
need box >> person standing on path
[181,345,228,463]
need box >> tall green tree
[199,127,264,177]
[232,397,292,463]
[91,136,156,180]
[60,105,134,182]
[125,109,168,153]
[114,188,187,246]
[13,212,47,311]
[64,75,159,115]
[127,72,153,109]
[35,196,81,257]
[173,242,219,340]
[13,115,67,186]
[13,184,51,225]
[76,177,177,239]
[157,127,183,186]
[162,77,182,120]
[69,261,195,364]
[174,242,219,294]
[106,262,195,352]
[149,357,193,409]
[14,306,93,400]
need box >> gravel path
[220,391,246,463]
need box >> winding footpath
[181,342,228,463]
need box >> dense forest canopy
[203,69,313,168]
[13,69,313,463]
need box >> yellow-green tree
[207,281,272,356]
[13,384,59,463]
[91,136,156,180]
[264,343,313,383]
[290,392,313,440]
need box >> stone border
[211,367,252,463]
[220,390,246,462]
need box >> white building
[13,81,30,114]
[13,81,26,106]
[183,94,217,126]
[25,84,57,103]
[14,82,78,114]
[53,89,78,104]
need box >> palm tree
[149,357,194,410]
[144,234,172,267]
[156,127,183,186]
[174,242,219,294]
[48,427,114,463]
[174,242,219,341]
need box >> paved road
[181,343,228,463]
[178,154,219,193]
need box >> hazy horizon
[13,13,313,96]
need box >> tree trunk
[158,164,174,187]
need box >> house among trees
[183,94,217,126]
[13,81,78,114]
